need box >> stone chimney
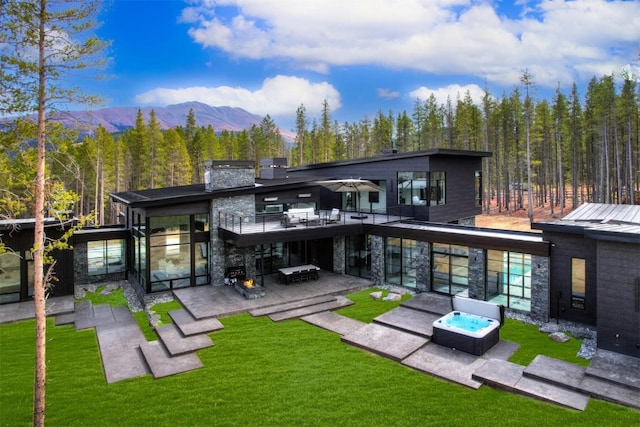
[204,160,256,192]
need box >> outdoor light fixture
[297,193,312,198]
[263,197,278,202]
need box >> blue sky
[93,0,640,131]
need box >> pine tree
[0,1,108,424]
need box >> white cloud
[181,0,640,88]
[134,75,341,117]
[409,84,486,106]
[377,88,400,100]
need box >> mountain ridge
[47,101,263,133]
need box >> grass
[1,288,637,426]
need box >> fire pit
[234,277,265,299]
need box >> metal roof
[562,203,640,225]
[533,203,640,243]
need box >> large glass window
[255,243,287,276]
[431,243,468,295]
[194,214,209,232]
[398,172,445,206]
[571,258,586,309]
[149,215,191,292]
[486,250,531,311]
[385,238,417,288]
[87,240,125,276]
[398,172,427,205]
[429,171,445,205]
[346,235,371,279]
[0,252,21,303]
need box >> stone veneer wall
[332,236,345,274]
[207,167,255,191]
[467,247,485,300]
[415,241,430,292]
[211,193,256,286]
[529,255,550,322]
[370,235,384,286]
[74,242,89,284]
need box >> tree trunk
[33,1,47,425]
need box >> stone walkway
[1,286,638,411]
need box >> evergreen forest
[1,74,638,225]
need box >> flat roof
[288,148,492,172]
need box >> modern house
[1,148,638,358]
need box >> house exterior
[1,149,638,358]
[532,203,640,358]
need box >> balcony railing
[217,208,409,235]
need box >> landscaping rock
[383,292,401,301]
[370,291,383,300]
[549,332,571,343]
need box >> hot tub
[432,310,501,355]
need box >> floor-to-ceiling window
[131,213,210,293]
[346,235,371,279]
[385,237,417,288]
[431,243,468,295]
[486,250,531,311]
[255,242,287,276]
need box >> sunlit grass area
[1,288,636,426]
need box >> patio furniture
[328,208,341,223]
[281,207,320,227]
[278,264,320,284]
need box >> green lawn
[0,288,636,426]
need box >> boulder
[369,291,383,300]
[549,331,571,343]
[383,292,401,301]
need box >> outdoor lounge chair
[328,208,341,223]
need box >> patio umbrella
[316,178,382,213]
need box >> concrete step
[301,311,366,336]
[524,353,640,410]
[400,292,452,316]
[55,311,76,326]
[168,309,224,336]
[249,295,336,317]
[585,349,640,391]
[403,340,519,390]
[473,358,590,411]
[342,323,428,362]
[373,306,441,338]
[155,323,214,356]
[579,375,640,410]
[139,340,204,379]
[75,302,117,330]
[523,355,586,390]
[268,296,353,321]
[94,308,150,384]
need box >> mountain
[48,101,263,133]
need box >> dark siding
[596,241,640,358]
[544,231,597,325]
[288,154,484,223]
[428,157,483,222]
